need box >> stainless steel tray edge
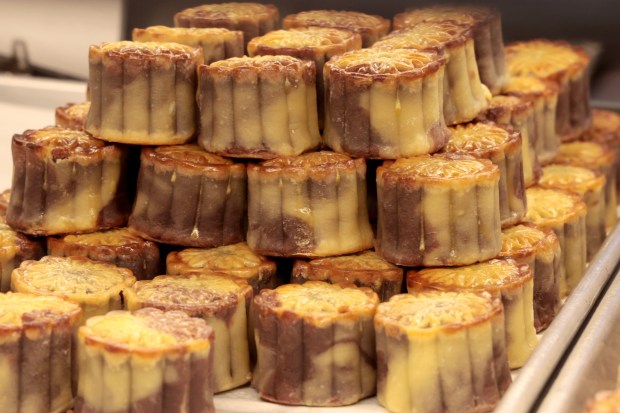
[535,227,620,413]
[495,221,620,413]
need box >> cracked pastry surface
[75,307,215,413]
[132,26,243,64]
[505,39,591,142]
[392,4,508,93]
[0,292,81,413]
[6,126,135,236]
[86,41,203,145]
[500,223,561,332]
[247,151,374,257]
[291,250,403,301]
[166,242,277,294]
[129,144,246,248]
[282,10,389,47]
[323,48,450,159]
[125,272,252,393]
[373,20,491,126]
[408,258,538,368]
[376,153,501,267]
[47,228,161,281]
[198,55,320,159]
[375,291,511,413]
[252,281,379,406]
[445,121,526,227]
[174,2,279,51]
[11,255,136,322]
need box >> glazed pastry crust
[55,101,91,131]
[0,221,45,292]
[282,10,390,47]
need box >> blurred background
[1,0,619,100]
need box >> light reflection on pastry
[55,101,91,131]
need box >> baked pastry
[174,2,279,51]
[582,109,620,199]
[166,242,277,295]
[505,39,592,142]
[282,10,390,47]
[392,5,508,94]
[74,308,215,413]
[197,55,321,159]
[376,153,501,267]
[503,75,560,164]
[375,291,511,413]
[323,48,450,159]
[247,27,362,130]
[523,187,587,297]
[477,95,542,187]
[373,21,490,125]
[408,258,537,368]
[0,220,44,292]
[132,26,243,64]
[555,141,617,230]
[6,126,135,236]
[584,389,620,413]
[125,272,252,393]
[47,228,161,281]
[252,281,379,406]
[247,151,374,257]
[55,101,90,130]
[86,41,202,145]
[291,250,403,301]
[539,164,606,260]
[129,144,246,248]
[11,255,136,321]
[0,189,9,216]
[444,122,526,228]
[499,223,562,332]
[0,292,81,413]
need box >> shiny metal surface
[495,222,620,413]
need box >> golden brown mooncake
[166,242,277,295]
[128,145,246,248]
[197,55,321,159]
[125,272,253,393]
[0,221,44,292]
[444,121,526,228]
[499,223,562,332]
[75,308,215,413]
[555,141,617,230]
[477,95,542,187]
[505,39,592,142]
[0,189,9,216]
[252,281,379,406]
[583,389,620,413]
[6,126,135,236]
[375,291,511,413]
[523,187,587,297]
[247,151,374,258]
[132,26,243,65]
[373,20,490,126]
[291,250,403,302]
[282,9,390,48]
[55,101,91,131]
[11,255,136,322]
[323,48,450,159]
[392,4,508,94]
[539,164,606,260]
[86,41,203,145]
[376,153,501,267]
[174,2,279,51]
[408,258,538,368]
[0,292,81,413]
[503,75,561,164]
[247,27,362,130]
[47,228,161,281]
[581,109,620,200]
